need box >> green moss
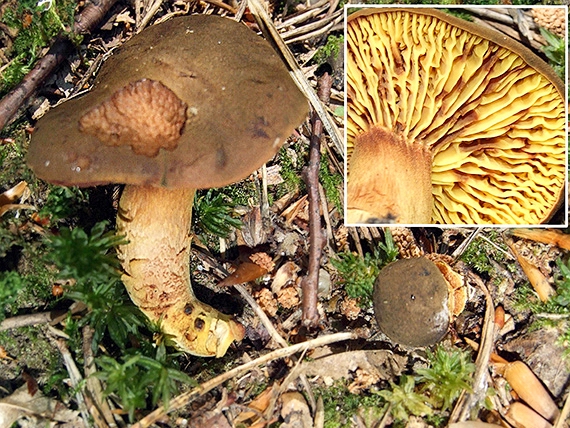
[317,379,386,428]
[319,154,343,213]
[216,179,258,208]
[0,128,36,183]
[0,326,62,384]
[370,345,476,426]
[96,342,196,422]
[376,375,433,422]
[0,271,24,321]
[417,346,476,412]
[1,0,77,96]
[193,189,242,239]
[39,186,88,222]
[313,35,343,66]
[274,145,305,198]
[460,230,508,275]
[0,213,57,318]
[331,229,398,307]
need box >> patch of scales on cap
[79,79,187,157]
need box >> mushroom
[27,15,308,356]
[346,8,566,225]
[373,257,450,347]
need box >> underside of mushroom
[346,8,566,225]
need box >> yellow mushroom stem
[116,185,245,357]
[346,125,433,224]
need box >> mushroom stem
[116,185,244,357]
[346,125,433,224]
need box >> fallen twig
[132,331,358,428]
[0,303,85,331]
[448,271,496,423]
[0,310,66,331]
[82,326,117,427]
[0,0,118,131]
[55,338,98,426]
[301,71,332,327]
[281,9,343,44]
[554,386,570,428]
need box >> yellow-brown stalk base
[116,185,244,357]
[347,126,433,224]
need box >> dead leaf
[265,165,284,185]
[240,206,267,247]
[271,191,299,214]
[115,9,135,25]
[0,181,29,206]
[0,347,14,361]
[21,372,38,397]
[0,182,35,217]
[301,350,406,385]
[188,411,232,428]
[348,368,380,394]
[510,228,570,251]
[280,391,313,428]
[271,261,300,294]
[503,328,569,397]
[233,386,274,426]
[218,262,267,287]
[281,195,308,224]
[274,230,302,257]
[0,384,80,428]
[508,241,555,302]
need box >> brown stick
[82,326,117,427]
[0,0,118,131]
[301,71,332,327]
[0,308,68,331]
[0,302,86,331]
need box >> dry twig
[55,338,101,426]
[448,272,496,423]
[82,326,118,427]
[0,303,85,331]
[301,71,332,326]
[0,0,118,131]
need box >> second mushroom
[27,15,308,357]
[346,7,566,225]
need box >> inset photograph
[344,6,567,226]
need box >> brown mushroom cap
[28,14,308,188]
[373,257,450,347]
[347,8,566,225]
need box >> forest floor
[0,1,569,427]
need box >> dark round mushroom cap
[28,15,308,188]
[373,257,450,347]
